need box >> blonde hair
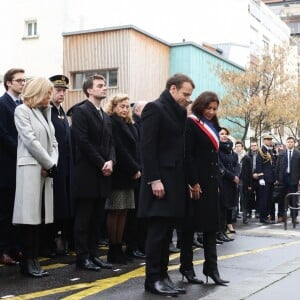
[104,93,133,123]
[22,77,53,108]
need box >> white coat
[13,104,58,225]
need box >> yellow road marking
[6,240,300,300]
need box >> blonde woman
[104,94,141,264]
[13,77,58,278]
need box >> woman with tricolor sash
[179,91,229,286]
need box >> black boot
[20,258,43,278]
[115,244,127,265]
[107,243,117,263]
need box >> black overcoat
[138,90,187,218]
[219,140,240,209]
[71,100,115,199]
[184,117,220,232]
[0,93,20,188]
[51,103,74,219]
[110,114,139,190]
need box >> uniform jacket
[275,149,300,185]
[71,100,115,199]
[256,145,276,184]
[138,89,187,218]
[0,92,19,188]
[51,103,74,219]
[110,114,139,190]
[184,117,220,232]
[13,104,58,225]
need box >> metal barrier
[284,192,300,230]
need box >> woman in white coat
[13,77,58,278]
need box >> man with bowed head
[138,73,195,296]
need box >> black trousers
[19,225,40,259]
[145,217,174,283]
[74,197,105,260]
[180,231,217,274]
[0,188,20,254]
[258,183,274,220]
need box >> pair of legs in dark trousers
[0,188,20,257]
[145,217,174,284]
[280,174,298,219]
[180,231,217,274]
[74,197,105,260]
[258,183,275,221]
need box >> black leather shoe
[145,280,179,296]
[131,250,146,259]
[179,268,204,284]
[90,256,113,269]
[76,258,100,271]
[203,270,229,286]
[163,276,186,294]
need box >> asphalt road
[1,216,300,300]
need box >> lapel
[32,107,52,143]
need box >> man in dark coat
[71,75,115,271]
[256,134,276,224]
[0,68,25,265]
[39,75,74,256]
[275,136,300,223]
[138,74,195,296]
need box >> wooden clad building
[62,25,170,109]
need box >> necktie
[15,99,21,105]
[287,150,292,173]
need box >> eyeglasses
[12,79,26,83]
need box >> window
[25,20,37,38]
[72,69,118,90]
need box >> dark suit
[0,92,20,255]
[256,145,276,221]
[138,90,186,283]
[72,100,115,260]
[275,149,300,218]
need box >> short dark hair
[82,75,106,97]
[286,136,295,142]
[165,73,195,90]
[3,68,25,90]
[235,141,244,147]
[192,91,220,128]
[219,127,230,135]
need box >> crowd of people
[0,69,299,296]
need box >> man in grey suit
[71,75,115,271]
[275,136,300,223]
[0,68,25,265]
[138,73,195,296]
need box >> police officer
[40,75,74,257]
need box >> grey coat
[13,104,58,225]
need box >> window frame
[23,19,38,39]
[72,69,118,90]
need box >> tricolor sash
[189,114,219,151]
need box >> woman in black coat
[104,94,141,264]
[180,91,229,286]
[218,128,240,236]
